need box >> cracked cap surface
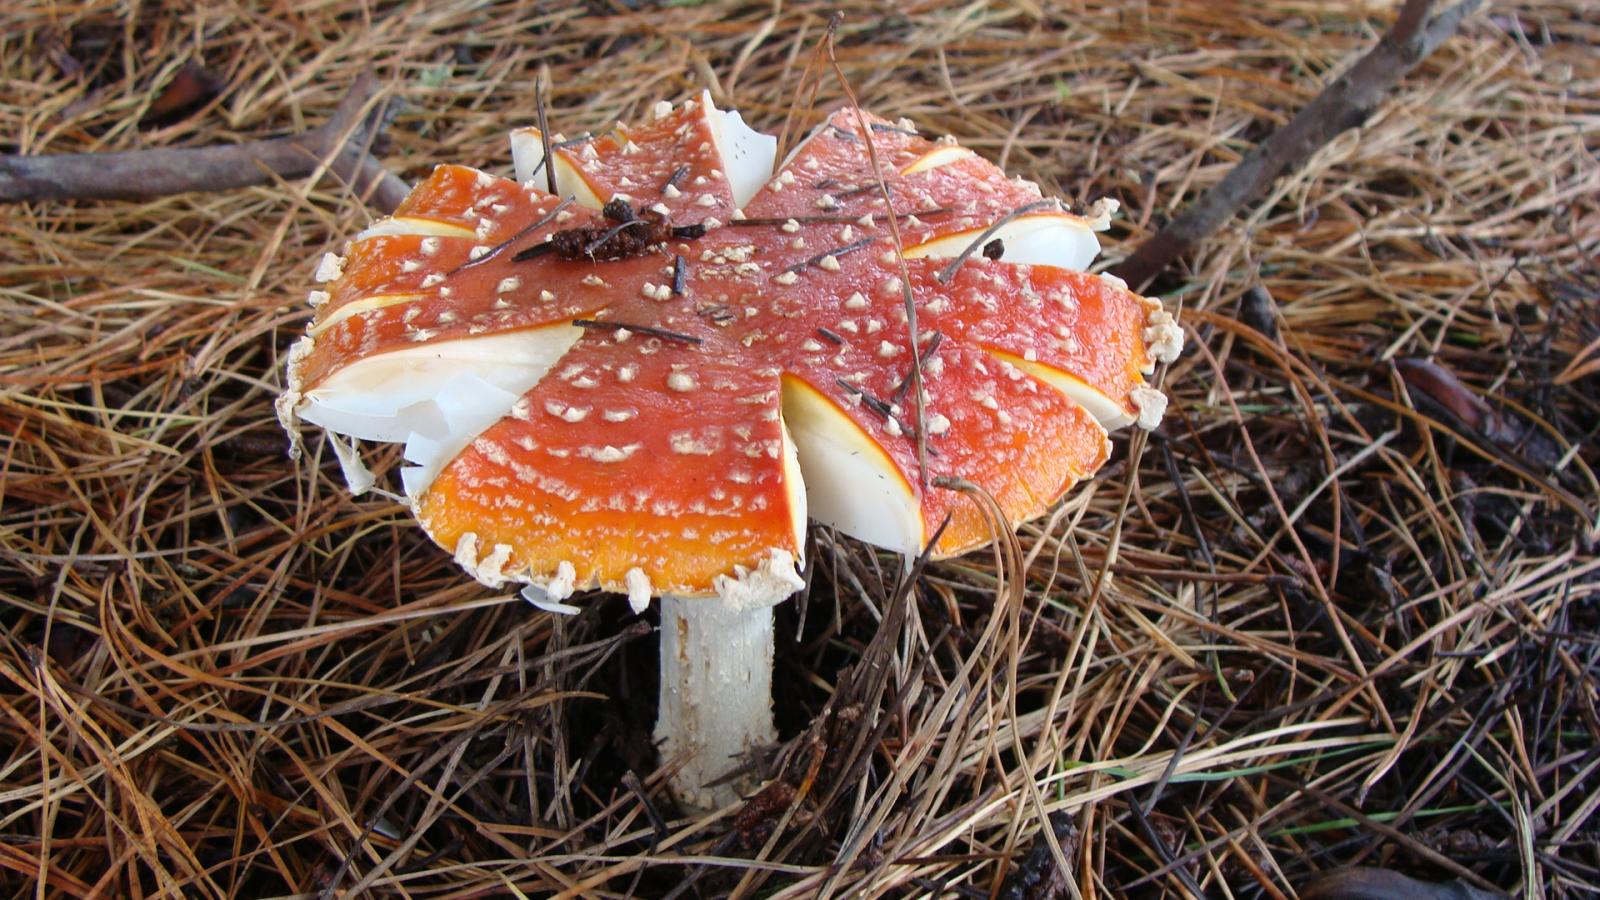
[283,98,1176,600]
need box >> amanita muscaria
[279,92,1181,810]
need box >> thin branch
[535,67,557,196]
[1111,0,1483,288]
[823,14,930,488]
[0,74,409,212]
[571,318,702,345]
[933,199,1060,284]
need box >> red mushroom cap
[282,99,1178,602]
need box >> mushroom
[279,93,1180,810]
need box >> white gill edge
[509,130,605,209]
[899,144,976,175]
[780,376,925,557]
[698,90,777,210]
[308,293,424,338]
[293,325,583,498]
[990,349,1136,432]
[354,216,474,241]
[902,213,1101,274]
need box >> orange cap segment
[417,332,802,596]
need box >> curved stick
[0,74,409,212]
[1112,0,1483,288]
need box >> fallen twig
[1298,866,1506,900]
[998,810,1077,900]
[0,74,409,211]
[1112,0,1483,287]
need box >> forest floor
[2,1,1597,896]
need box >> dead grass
[3,1,1598,896]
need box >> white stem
[655,594,776,811]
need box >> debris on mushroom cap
[280,95,1179,603]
